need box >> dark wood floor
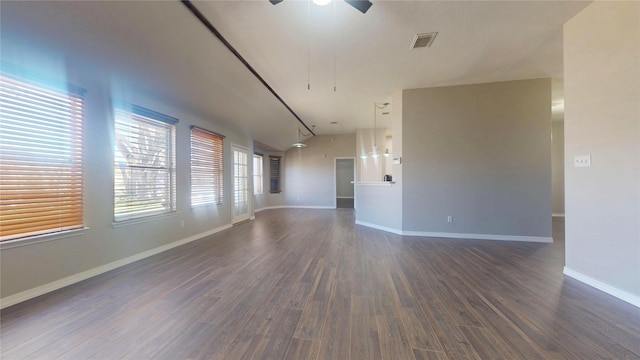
[1,209,639,359]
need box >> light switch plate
[574,155,591,167]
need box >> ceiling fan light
[312,0,332,6]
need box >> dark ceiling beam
[181,0,316,137]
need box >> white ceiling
[1,1,587,150]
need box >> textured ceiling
[1,1,588,150]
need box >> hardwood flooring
[1,209,639,359]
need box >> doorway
[232,145,250,223]
[335,158,355,209]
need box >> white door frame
[334,157,356,209]
[232,144,251,223]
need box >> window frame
[113,105,177,222]
[253,153,263,195]
[190,126,225,207]
[269,155,282,194]
[0,72,86,242]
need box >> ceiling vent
[410,32,438,49]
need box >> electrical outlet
[447,216,453,223]
[574,155,591,167]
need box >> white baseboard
[255,205,335,212]
[552,213,565,217]
[563,267,640,308]
[355,220,552,243]
[402,230,553,243]
[0,223,232,309]
[355,220,403,235]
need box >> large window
[269,155,281,193]
[253,154,263,195]
[0,74,85,241]
[113,106,176,221]
[190,126,224,206]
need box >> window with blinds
[113,106,176,222]
[269,156,282,193]
[0,74,85,242]
[253,154,263,195]
[190,126,224,206]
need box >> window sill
[0,227,89,250]
[111,212,178,228]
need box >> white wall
[401,79,552,240]
[564,1,640,305]
[356,128,392,182]
[283,134,356,207]
[552,121,565,215]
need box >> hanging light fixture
[292,125,315,148]
[366,102,389,158]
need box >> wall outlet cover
[574,155,591,167]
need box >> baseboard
[255,205,335,212]
[401,230,553,243]
[336,196,355,199]
[0,223,232,309]
[355,220,403,235]
[563,267,640,308]
[355,220,552,243]
[552,213,565,217]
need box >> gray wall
[336,159,355,198]
[283,134,356,207]
[551,121,565,215]
[564,1,640,301]
[0,27,251,301]
[402,79,552,238]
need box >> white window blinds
[113,106,176,221]
[253,154,263,195]
[0,74,85,242]
[190,126,224,206]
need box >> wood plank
[0,211,638,360]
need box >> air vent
[410,32,438,49]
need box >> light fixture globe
[312,0,332,6]
[292,142,307,148]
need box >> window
[113,106,176,221]
[190,126,224,206]
[269,155,281,193]
[0,74,85,242]
[253,154,263,195]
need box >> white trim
[552,213,565,217]
[355,220,403,235]
[0,223,232,309]
[563,267,640,308]
[0,227,89,250]
[112,212,178,228]
[352,181,395,186]
[355,220,552,242]
[401,230,553,243]
[336,196,355,199]
[254,205,335,213]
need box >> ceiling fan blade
[269,0,284,5]
[344,0,372,14]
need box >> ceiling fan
[268,0,373,14]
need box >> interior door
[232,145,250,223]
